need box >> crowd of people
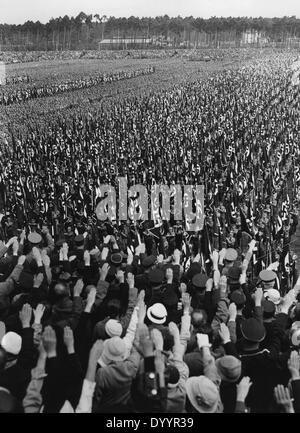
[0,47,288,65]
[0,67,155,106]
[0,50,299,413]
[5,75,31,86]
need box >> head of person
[240,318,266,350]
[27,232,42,251]
[230,291,246,312]
[1,332,22,366]
[146,303,167,327]
[192,274,208,294]
[105,299,122,319]
[259,270,276,291]
[224,249,238,269]
[264,288,281,307]
[148,269,165,290]
[185,376,223,413]
[165,364,180,390]
[290,303,300,321]
[191,309,208,330]
[53,282,70,300]
[93,319,123,341]
[98,336,127,367]
[142,255,156,272]
[262,299,276,321]
[227,266,241,291]
[110,253,123,269]
[215,355,242,383]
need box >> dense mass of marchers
[0,66,155,105]
[0,48,299,413]
[0,47,284,64]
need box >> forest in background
[1,13,300,50]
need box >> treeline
[0,13,300,50]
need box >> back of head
[241,318,266,348]
[53,282,69,300]
[106,299,122,319]
[99,336,127,367]
[165,364,180,388]
[262,300,276,320]
[192,309,208,328]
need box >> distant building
[98,37,153,50]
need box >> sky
[1,0,300,25]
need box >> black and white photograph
[0,0,300,418]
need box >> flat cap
[230,290,246,307]
[227,266,241,281]
[186,262,202,281]
[241,318,266,342]
[110,253,123,265]
[192,273,208,289]
[148,268,164,285]
[142,255,156,268]
[262,299,276,315]
[259,270,276,283]
[224,248,238,262]
[28,232,42,245]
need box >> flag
[240,209,251,235]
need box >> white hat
[186,376,222,413]
[147,303,167,324]
[265,289,281,305]
[99,337,127,367]
[105,319,123,338]
[1,332,22,355]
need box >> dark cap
[74,235,84,246]
[227,266,241,281]
[259,270,276,283]
[230,291,246,308]
[186,262,202,281]
[262,299,276,315]
[240,318,266,342]
[28,232,42,245]
[192,273,208,289]
[142,255,156,268]
[110,253,122,265]
[148,268,164,285]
